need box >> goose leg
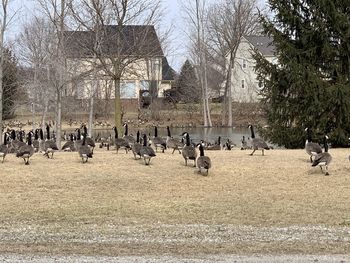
[172,148,175,154]
[309,156,313,163]
[178,148,181,154]
[250,149,256,156]
[325,165,330,176]
[185,158,187,166]
[193,160,196,167]
[262,149,264,156]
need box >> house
[64,25,175,103]
[228,35,277,103]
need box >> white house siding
[229,37,277,103]
[67,57,164,100]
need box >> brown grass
[0,147,350,255]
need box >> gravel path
[0,254,349,262]
[0,222,349,259]
[0,222,349,244]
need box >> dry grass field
[0,147,350,257]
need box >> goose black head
[323,135,329,153]
[166,126,171,137]
[39,129,44,140]
[27,131,33,146]
[142,134,147,146]
[3,132,7,145]
[11,130,16,140]
[136,130,140,143]
[248,125,255,139]
[124,123,128,136]
[34,129,39,140]
[46,125,50,140]
[185,133,190,146]
[198,142,205,156]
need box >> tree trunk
[221,85,228,126]
[202,48,212,127]
[0,50,3,145]
[0,3,5,145]
[41,99,49,131]
[56,90,62,149]
[114,77,122,135]
[227,54,234,127]
[88,91,94,137]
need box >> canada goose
[166,126,182,154]
[140,134,156,165]
[305,128,322,163]
[113,127,130,153]
[182,132,197,167]
[16,132,35,165]
[196,143,211,175]
[312,135,332,176]
[248,125,270,156]
[223,139,232,150]
[32,129,40,153]
[206,136,222,150]
[0,132,9,163]
[10,130,26,153]
[150,126,166,153]
[78,132,93,163]
[81,125,96,152]
[123,123,135,145]
[241,136,248,150]
[132,131,142,160]
[62,134,76,152]
[43,125,59,158]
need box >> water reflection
[63,127,251,145]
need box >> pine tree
[3,49,19,120]
[254,0,350,148]
[176,60,200,103]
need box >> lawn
[0,147,349,256]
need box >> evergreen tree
[176,60,200,103]
[3,49,19,119]
[254,0,350,148]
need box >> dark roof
[162,57,176,81]
[244,35,275,56]
[64,25,164,58]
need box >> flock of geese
[0,123,347,176]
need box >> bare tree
[35,0,72,149]
[17,16,57,131]
[0,0,13,144]
[181,0,212,127]
[68,0,164,135]
[207,0,259,126]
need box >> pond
[63,126,252,145]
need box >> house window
[241,80,245,89]
[242,59,247,69]
[121,81,136,98]
[140,80,150,90]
